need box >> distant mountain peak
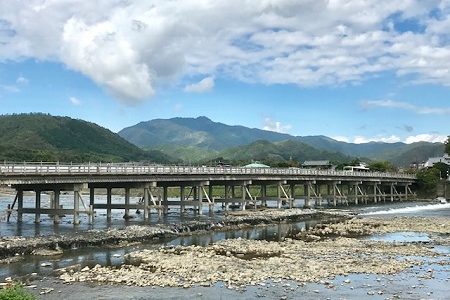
[118,116,444,166]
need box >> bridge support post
[261,185,267,207]
[314,183,322,206]
[89,188,95,224]
[198,185,203,214]
[124,187,130,219]
[353,184,358,205]
[209,185,214,212]
[289,183,295,208]
[53,189,61,224]
[405,185,408,201]
[35,189,41,224]
[231,186,236,208]
[332,182,337,207]
[17,189,23,223]
[223,185,229,210]
[277,183,282,209]
[180,185,185,213]
[163,186,169,215]
[241,184,246,211]
[390,184,394,202]
[107,187,112,221]
[73,185,81,225]
[304,184,309,208]
[373,184,378,203]
[143,184,150,220]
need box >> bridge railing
[0,162,416,180]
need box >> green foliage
[416,167,441,197]
[0,113,175,163]
[0,284,36,300]
[368,161,396,172]
[207,139,352,166]
[433,162,450,179]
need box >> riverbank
[0,208,333,261]
[59,216,449,288]
[2,205,450,299]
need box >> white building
[423,154,450,168]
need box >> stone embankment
[0,226,173,261]
[0,208,334,261]
[59,216,450,288]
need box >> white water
[360,203,450,216]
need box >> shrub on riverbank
[0,284,35,300]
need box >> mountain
[0,113,174,163]
[296,136,444,165]
[217,140,351,165]
[118,116,292,150]
[119,116,444,166]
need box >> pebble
[40,262,52,267]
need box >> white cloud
[184,77,214,93]
[263,118,291,134]
[69,96,81,106]
[2,2,450,102]
[404,134,447,144]
[353,135,402,144]
[16,76,28,85]
[333,134,446,144]
[361,99,450,115]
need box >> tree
[433,162,450,179]
[416,167,440,197]
[368,161,396,172]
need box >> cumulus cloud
[353,135,402,144]
[3,1,450,103]
[361,99,450,115]
[263,118,291,134]
[333,134,446,144]
[404,134,447,144]
[184,77,214,93]
[69,96,81,106]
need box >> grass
[0,284,36,300]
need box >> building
[343,163,370,172]
[423,154,450,168]
[302,160,335,170]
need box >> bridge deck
[0,162,415,185]
[0,163,416,225]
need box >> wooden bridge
[0,162,416,225]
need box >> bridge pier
[17,189,23,223]
[106,187,112,221]
[89,188,95,224]
[35,189,41,224]
[53,189,61,224]
[289,183,295,209]
[124,187,130,219]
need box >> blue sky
[1,1,450,144]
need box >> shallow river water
[1,195,450,299]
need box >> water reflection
[0,218,326,278]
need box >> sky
[0,1,450,144]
